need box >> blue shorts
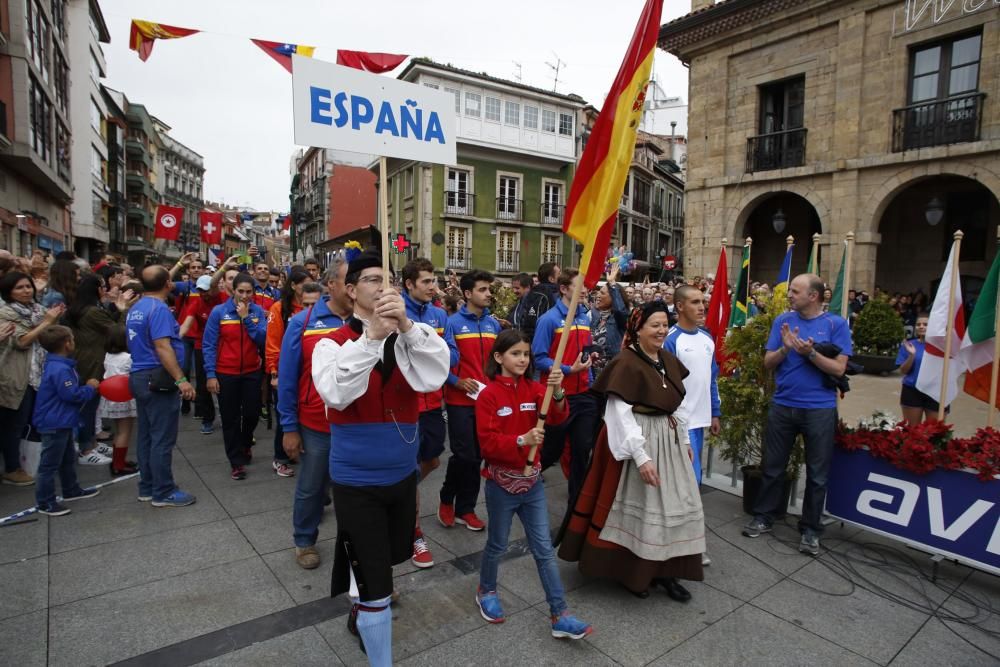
[418,409,446,463]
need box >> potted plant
[489,281,519,322]
[712,292,803,514]
[852,296,904,375]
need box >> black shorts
[418,409,446,462]
[900,383,949,414]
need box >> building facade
[381,59,584,277]
[0,0,73,255]
[154,116,204,259]
[294,146,331,260]
[102,85,126,258]
[660,0,999,297]
[121,98,161,267]
[66,0,109,260]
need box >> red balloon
[99,375,133,402]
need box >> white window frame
[444,87,461,113]
[484,96,501,123]
[541,109,556,133]
[541,178,565,224]
[496,171,522,221]
[446,165,475,215]
[504,101,520,126]
[465,92,481,118]
[558,112,574,137]
[446,222,472,270]
[524,105,539,130]
[541,233,562,265]
[495,228,520,273]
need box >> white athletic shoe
[78,451,112,466]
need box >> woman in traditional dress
[558,301,705,601]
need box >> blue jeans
[77,392,101,450]
[480,479,567,616]
[35,429,84,508]
[292,425,331,547]
[130,369,180,501]
[753,403,838,535]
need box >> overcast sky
[100,0,691,212]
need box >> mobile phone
[582,344,600,357]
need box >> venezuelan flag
[251,39,316,73]
[563,0,662,288]
[129,20,199,62]
[773,243,794,300]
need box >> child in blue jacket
[33,325,102,516]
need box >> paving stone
[653,603,879,666]
[0,556,47,622]
[934,572,1000,661]
[752,559,931,664]
[710,515,817,576]
[210,476,297,517]
[558,577,743,665]
[195,626,343,667]
[890,617,998,666]
[48,557,294,666]
[0,512,47,565]
[49,519,255,606]
[699,527,785,602]
[488,544,589,609]
[0,609,46,667]
[699,487,748,527]
[234,505,336,555]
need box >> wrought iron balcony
[892,92,986,152]
[541,252,562,266]
[745,128,807,173]
[443,190,474,216]
[496,197,523,222]
[497,249,520,273]
[445,246,471,270]
[542,203,564,226]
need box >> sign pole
[938,230,964,421]
[379,156,390,289]
[524,272,585,475]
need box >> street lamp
[925,197,945,226]
[772,208,787,234]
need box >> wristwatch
[808,350,818,361]
[516,435,526,446]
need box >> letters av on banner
[291,55,457,165]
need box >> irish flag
[916,238,967,407]
[962,252,1000,407]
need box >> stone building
[660,0,999,299]
[153,117,204,259]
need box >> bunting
[129,20,199,62]
[336,50,409,73]
[251,39,316,73]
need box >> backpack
[513,290,550,339]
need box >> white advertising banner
[292,55,456,165]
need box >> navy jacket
[32,354,96,433]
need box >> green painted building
[380,59,586,278]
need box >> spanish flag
[129,20,199,62]
[563,0,662,288]
[251,39,316,74]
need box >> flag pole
[987,228,1000,428]
[841,232,854,320]
[745,236,752,307]
[378,156,390,289]
[786,235,794,252]
[810,233,820,274]
[938,230,964,421]
[524,272,585,475]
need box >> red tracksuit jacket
[476,374,568,473]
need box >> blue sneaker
[37,502,72,516]
[151,490,197,507]
[200,422,214,435]
[62,487,100,502]
[551,611,592,640]
[475,587,505,624]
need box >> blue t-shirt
[766,310,852,409]
[895,338,924,388]
[126,296,185,371]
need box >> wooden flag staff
[810,233,820,273]
[379,157,391,289]
[988,228,1000,428]
[524,271,586,475]
[938,230,964,421]
[840,232,854,320]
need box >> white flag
[916,239,967,407]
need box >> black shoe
[621,583,649,599]
[657,577,691,603]
[181,401,191,415]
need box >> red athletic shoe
[411,536,434,568]
[455,512,486,531]
[437,502,455,528]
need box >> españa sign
[292,55,456,164]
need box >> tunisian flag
[916,237,967,408]
[154,205,184,241]
[562,0,662,287]
[336,50,408,73]
[705,246,731,369]
[199,211,223,245]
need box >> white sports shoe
[78,451,112,466]
[95,443,114,457]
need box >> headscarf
[621,301,669,350]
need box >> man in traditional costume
[559,301,705,601]
[311,251,450,665]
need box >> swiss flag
[199,211,223,245]
[154,205,184,241]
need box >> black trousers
[541,391,600,506]
[439,404,481,515]
[217,372,262,467]
[193,349,216,423]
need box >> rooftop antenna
[512,61,522,83]
[546,52,565,92]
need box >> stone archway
[736,191,823,285]
[730,183,830,245]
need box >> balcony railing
[892,92,986,152]
[745,128,807,173]
[445,246,471,270]
[542,203,564,226]
[496,197,523,222]
[444,190,474,216]
[497,250,520,273]
[541,252,562,266]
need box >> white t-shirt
[664,326,719,430]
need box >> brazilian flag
[729,243,751,327]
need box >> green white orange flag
[129,20,199,62]
[563,0,662,288]
[962,251,1000,407]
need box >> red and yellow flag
[563,0,662,288]
[129,20,199,62]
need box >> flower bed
[836,411,1000,481]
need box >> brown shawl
[591,345,689,415]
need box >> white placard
[292,55,457,165]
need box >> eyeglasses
[357,276,384,285]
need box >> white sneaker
[78,451,112,466]
[95,443,114,457]
[702,552,712,567]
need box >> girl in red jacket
[474,329,592,640]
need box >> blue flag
[775,245,794,290]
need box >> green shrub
[489,282,518,321]
[853,296,904,356]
